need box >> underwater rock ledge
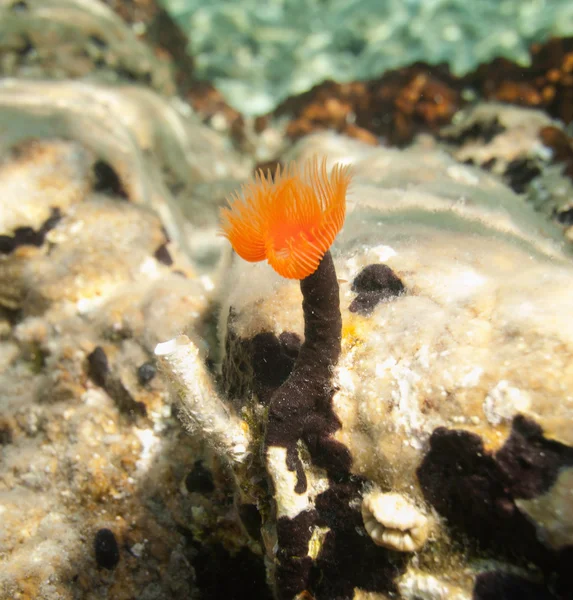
[1,1,573,597]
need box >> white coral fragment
[155,335,250,464]
[361,491,429,552]
[266,445,330,519]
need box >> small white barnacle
[361,490,429,552]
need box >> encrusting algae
[220,157,352,279]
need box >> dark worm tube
[265,250,351,599]
[265,250,348,474]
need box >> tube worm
[221,157,352,599]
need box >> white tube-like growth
[155,335,250,464]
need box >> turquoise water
[160,0,573,114]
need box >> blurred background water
[159,0,573,114]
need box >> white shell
[361,491,429,552]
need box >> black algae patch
[185,460,215,494]
[93,160,128,198]
[417,422,570,592]
[10,0,28,11]
[495,415,573,499]
[556,546,573,598]
[276,511,316,600]
[222,327,254,407]
[238,504,262,542]
[0,419,14,445]
[417,427,541,555]
[351,263,405,294]
[193,544,273,600]
[481,157,497,171]
[137,362,156,385]
[439,117,505,146]
[502,158,541,194]
[0,236,14,254]
[349,293,386,315]
[87,346,109,388]
[154,243,173,266]
[0,208,61,255]
[94,528,120,570]
[556,207,573,226]
[311,481,405,600]
[87,347,147,419]
[222,327,301,409]
[89,35,107,50]
[350,263,405,315]
[473,572,554,600]
[264,341,352,487]
[251,331,301,405]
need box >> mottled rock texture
[0,129,234,599]
[0,30,256,600]
[439,102,573,241]
[0,0,186,94]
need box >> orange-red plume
[220,157,351,279]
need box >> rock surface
[218,132,573,599]
[439,102,573,239]
[0,0,174,93]
[0,34,259,600]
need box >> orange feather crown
[220,157,352,279]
